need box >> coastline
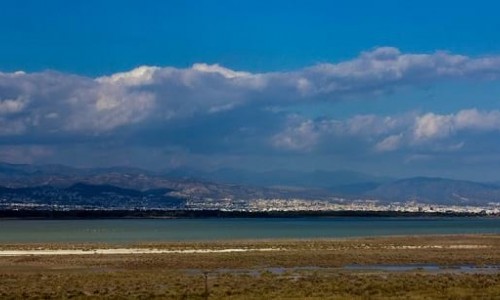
[0,209,495,219]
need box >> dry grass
[0,234,498,299]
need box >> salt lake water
[0,217,498,243]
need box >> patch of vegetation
[0,235,498,299]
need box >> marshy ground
[0,234,499,299]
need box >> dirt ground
[0,234,499,299]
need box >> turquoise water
[0,217,498,243]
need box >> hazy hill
[1,162,500,207]
[166,168,390,192]
[0,182,183,209]
[368,177,500,205]
[0,162,81,177]
[0,162,150,178]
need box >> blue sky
[3,0,500,74]
[1,0,500,180]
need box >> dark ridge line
[0,209,492,220]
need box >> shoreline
[0,233,497,250]
[0,209,496,219]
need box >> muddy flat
[0,234,499,299]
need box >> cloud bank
[273,109,500,153]
[1,47,500,174]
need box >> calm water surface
[0,217,498,243]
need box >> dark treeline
[0,209,489,219]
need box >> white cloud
[97,66,160,86]
[271,118,320,151]
[0,47,500,139]
[375,134,404,152]
[1,46,500,151]
[191,63,252,79]
[272,109,500,153]
[413,113,454,141]
[0,97,26,115]
[454,109,500,130]
[412,109,500,143]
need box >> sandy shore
[0,243,492,256]
[0,247,281,256]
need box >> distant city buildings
[1,193,499,215]
[184,197,500,215]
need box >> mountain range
[1,162,500,207]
